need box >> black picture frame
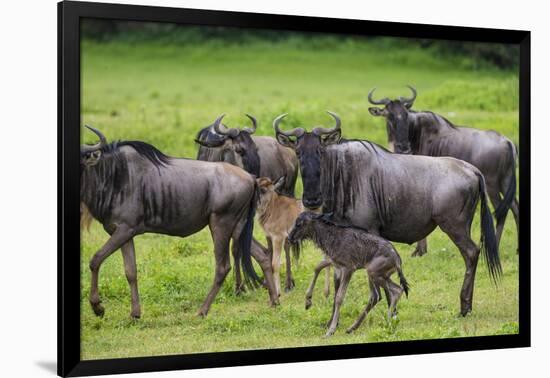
[58,1,531,376]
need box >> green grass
[80,37,519,360]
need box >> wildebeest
[80,126,279,319]
[368,86,519,255]
[256,177,303,296]
[195,114,299,196]
[288,212,409,337]
[196,114,300,290]
[274,112,502,316]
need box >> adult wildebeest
[274,112,502,316]
[195,114,299,196]
[368,86,519,255]
[196,114,300,291]
[80,126,278,319]
[288,212,409,337]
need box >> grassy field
[80,36,519,360]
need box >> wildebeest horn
[273,113,305,137]
[81,125,107,153]
[400,85,417,105]
[243,113,258,134]
[213,114,240,138]
[368,88,390,105]
[313,111,341,135]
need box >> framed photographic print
[58,0,530,376]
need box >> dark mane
[340,138,391,155]
[101,140,172,167]
[412,110,458,130]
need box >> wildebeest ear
[273,176,285,192]
[320,130,341,146]
[276,134,297,149]
[368,107,386,117]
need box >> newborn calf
[256,177,303,296]
[288,212,409,337]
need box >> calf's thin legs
[346,279,382,334]
[304,259,332,309]
[284,239,295,292]
[326,268,353,337]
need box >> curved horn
[273,113,305,137]
[243,113,258,134]
[368,87,390,105]
[312,111,341,135]
[213,114,240,138]
[81,125,107,153]
[400,85,417,105]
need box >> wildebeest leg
[411,238,428,257]
[511,198,520,253]
[324,256,332,298]
[231,243,244,295]
[266,236,273,260]
[121,239,141,319]
[439,224,480,316]
[326,267,342,328]
[197,216,233,317]
[271,236,285,297]
[305,259,332,309]
[89,224,135,317]
[250,240,279,306]
[326,268,353,337]
[283,239,295,292]
[385,278,403,319]
[346,278,381,334]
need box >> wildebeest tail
[291,240,301,262]
[397,266,409,298]
[494,141,517,225]
[238,183,262,288]
[476,172,502,283]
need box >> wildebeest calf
[256,177,303,296]
[289,212,409,337]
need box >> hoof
[270,298,280,307]
[130,311,141,319]
[305,301,312,310]
[323,289,330,298]
[346,326,356,334]
[284,281,295,293]
[196,309,208,317]
[460,308,472,317]
[324,329,336,337]
[91,303,105,317]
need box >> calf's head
[256,176,285,209]
[288,211,322,244]
[368,86,417,154]
[195,114,261,176]
[274,112,341,210]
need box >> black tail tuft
[238,185,262,288]
[397,267,409,298]
[291,240,301,262]
[477,172,503,284]
[494,141,517,224]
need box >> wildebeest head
[80,125,108,168]
[368,86,417,154]
[274,112,341,210]
[288,211,323,244]
[195,114,261,176]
